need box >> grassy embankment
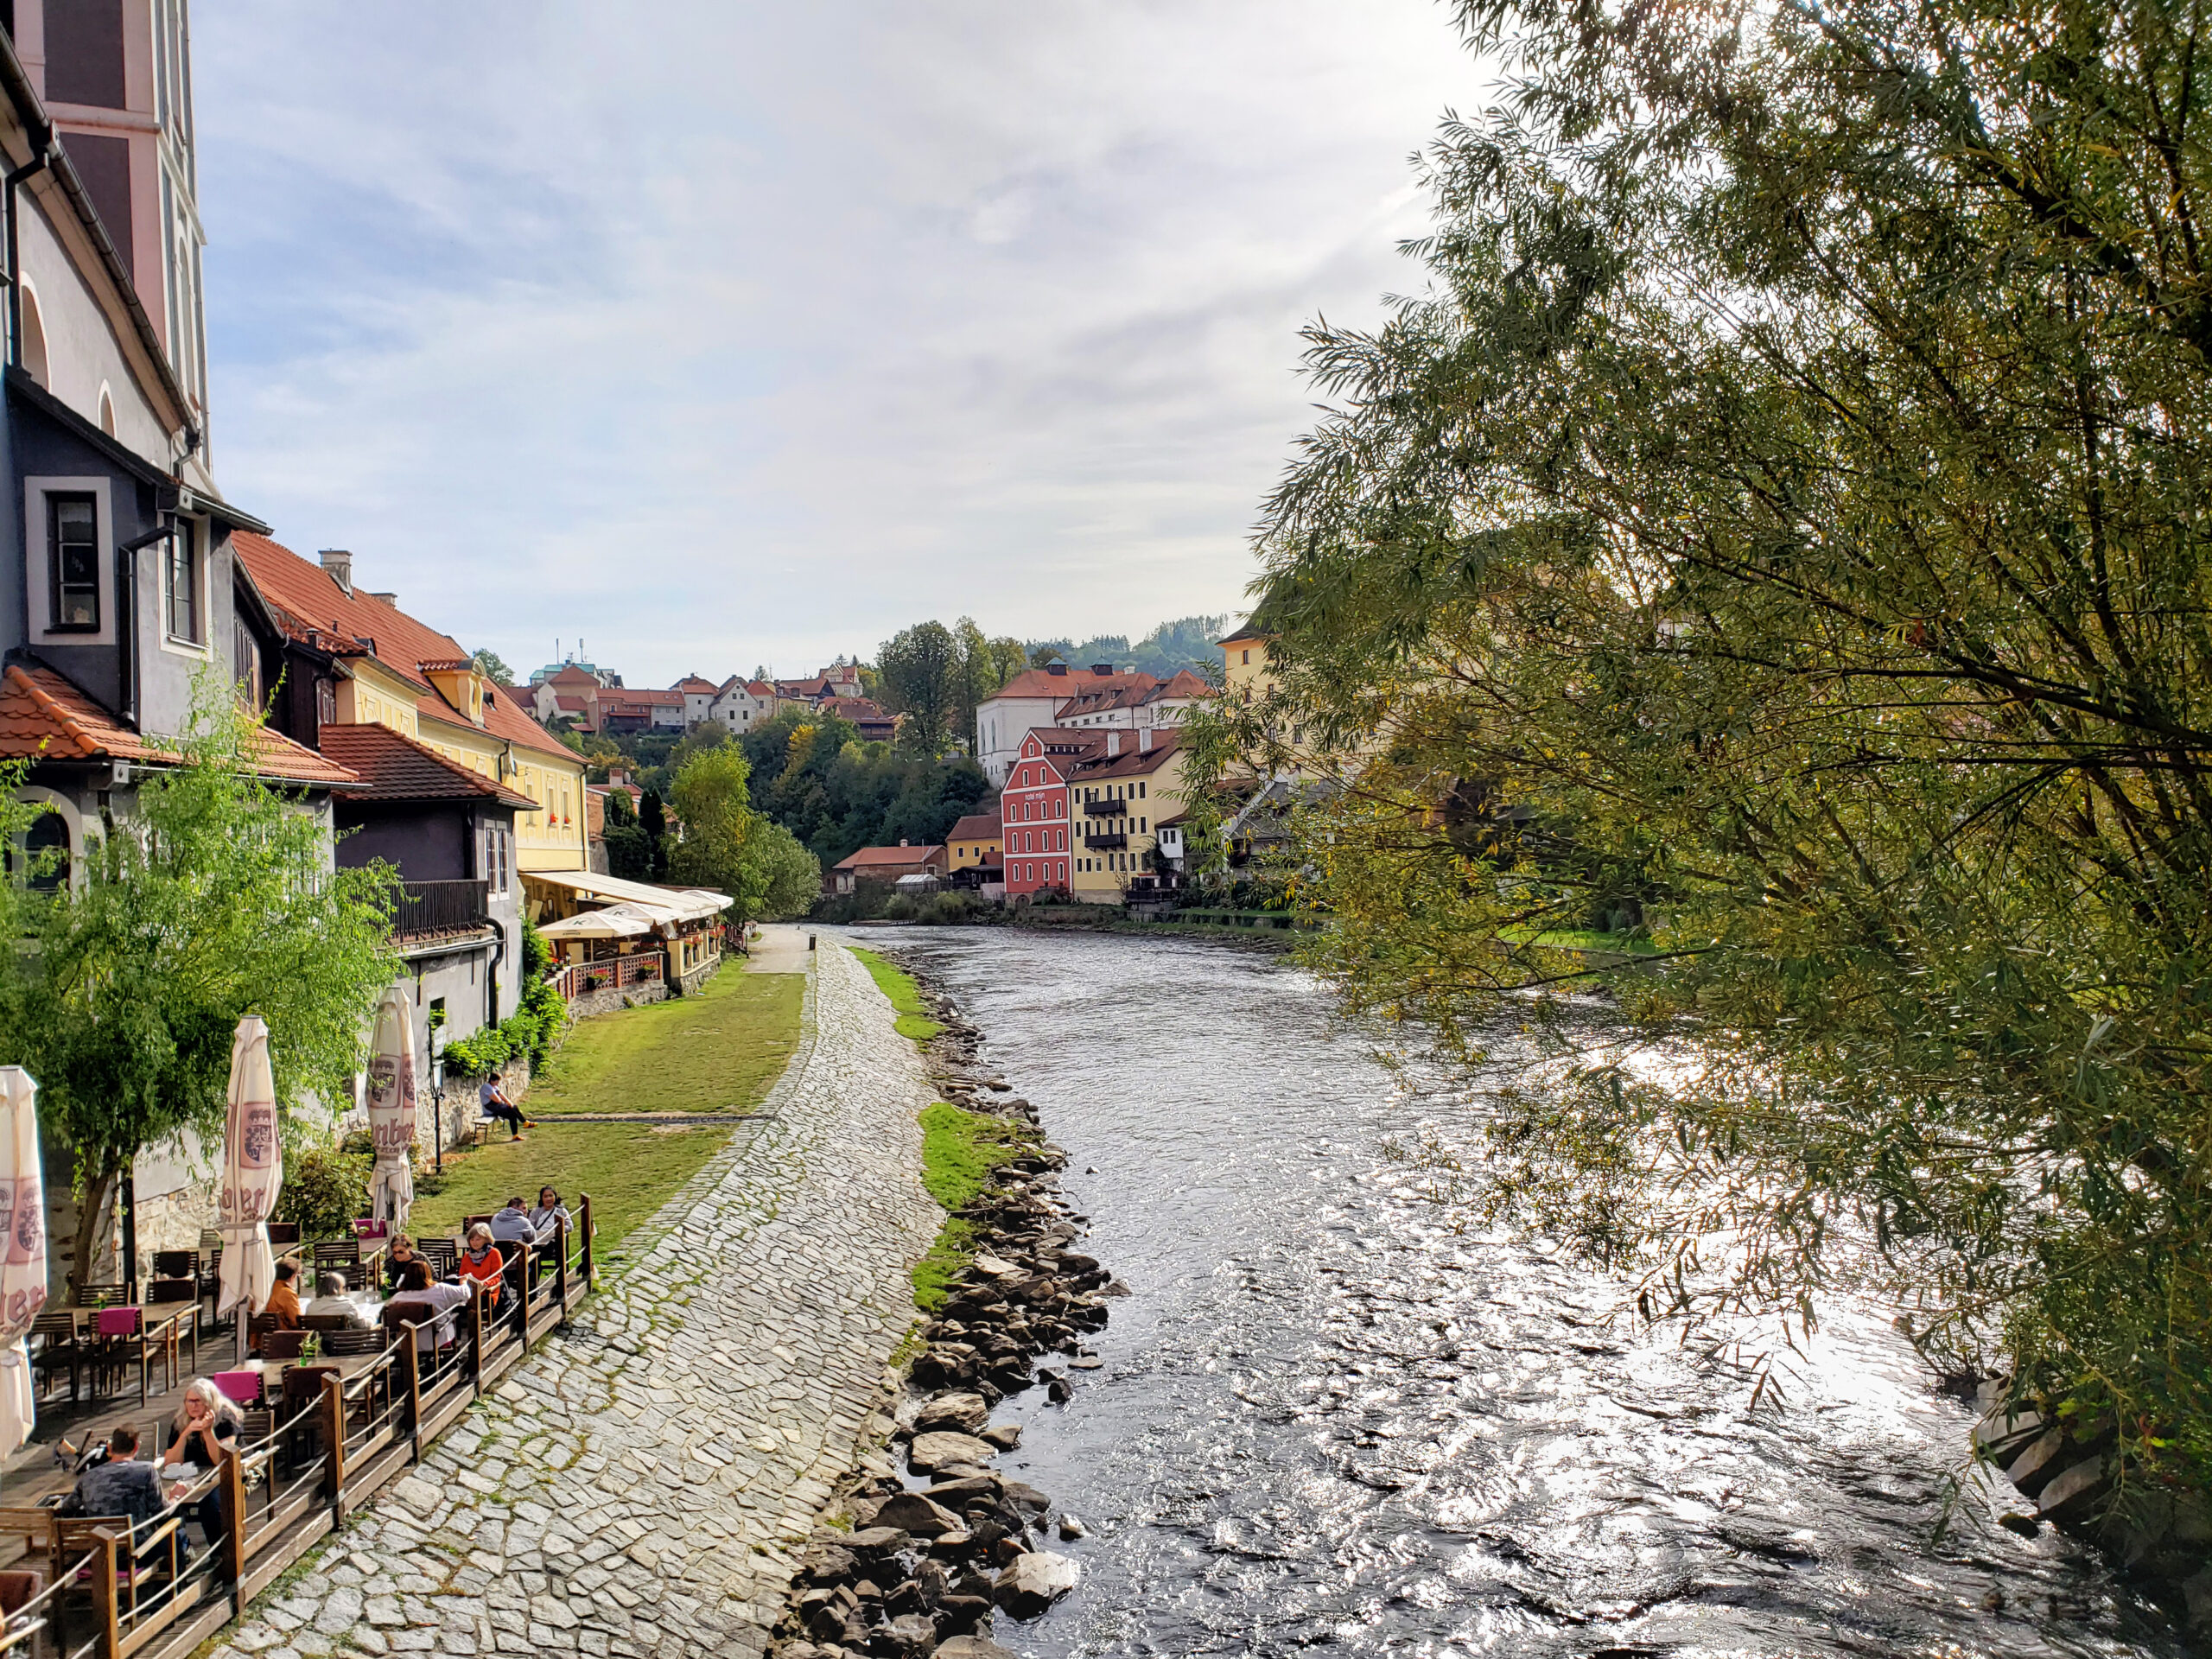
[853,946,1027,1310]
[409,966,805,1268]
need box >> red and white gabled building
[999,728,1101,899]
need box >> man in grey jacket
[61,1425,168,1539]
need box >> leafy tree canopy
[468,647,513,684]
[1200,0,2212,1494]
[739,706,988,870]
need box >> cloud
[196,2,1483,683]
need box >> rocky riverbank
[772,957,1121,1659]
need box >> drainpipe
[115,516,175,730]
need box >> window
[18,286,47,386]
[10,810,70,892]
[233,615,262,710]
[315,677,337,728]
[164,519,200,642]
[48,493,99,630]
[1139,782,1147,798]
[1242,649,1251,664]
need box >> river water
[872,927,2190,1659]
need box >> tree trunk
[68,1162,118,1304]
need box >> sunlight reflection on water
[863,927,2185,1659]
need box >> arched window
[18,284,48,386]
[17,810,69,891]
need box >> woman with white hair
[165,1377,244,1583]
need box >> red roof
[673,676,718,694]
[232,533,577,762]
[834,843,944,870]
[320,723,537,808]
[0,664,359,785]
[988,665,1144,701]
[945,812,1001,843]
[1069,732,1183,783]
[822,696,892,722]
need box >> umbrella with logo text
[0,1069,47,1459]
[366,987,417,1226]
[217,1016,283,1322]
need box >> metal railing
[1082,798,1125,817]
[1084,832,1128,850]
[391,880,491,939]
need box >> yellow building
[234,534,590,874]
[1068,733,1186,905]
[945,810,1002,874]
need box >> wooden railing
[392,880,490,940]
[9,1201,596,1659]
[550,951,664,1001]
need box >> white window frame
[160,515,211,656]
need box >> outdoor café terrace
[0,1206,599,1659]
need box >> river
[869,926,2190,1659]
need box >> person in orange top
[263,1259,303,1327]
[457,1224,504,1307]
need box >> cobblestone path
[214,941,942,1659]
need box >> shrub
[275,1141,370,1242]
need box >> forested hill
[1025,615,1229,680]
[739,708,990,871]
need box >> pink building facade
[1000,728,1096,899]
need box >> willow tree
[1217,0,2212,1492]
[3,687,397,1296]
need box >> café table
[69,1303,198,1401]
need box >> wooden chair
[264,1222,301,1247]
[30,1312,80,1404]
[260,1330,308,1363]
[149,1249,198,1283]
[145,1279,194,1305]
[302,1312,360,1334]
[68,1281,127,1309]
[318,1327,385,1357]
[416,1239,459,1281]
[0,1507,56,1585]
[88,1307,159,1404]
[310,1239,360,1278]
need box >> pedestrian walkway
[744,922,813,975]
[209,942,942,1659]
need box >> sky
[194,3,1485,688]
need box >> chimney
[367,592,398,608]
[1140,726,1154,753]
[318,550,353,594]
[899,838,910,848]
[1108,731,1123,757]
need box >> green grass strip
[911,1101,1033,1312]
[851,944,945,1042]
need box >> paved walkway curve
[213,939,943,1659]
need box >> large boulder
[909,1431,995,1472]
[936,1637,1019,1659]
[915,1392,990,1434]
[994,1550,1081,1619]
[872,1492,964,1538]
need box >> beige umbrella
[216,1015,283,1319]
[366,987,417,1225]
[0,1069,47,1458]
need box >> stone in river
[972,1253,1023,1277]
[1057,1513,1087,1540]
[994,1550,1081,1618]
[915,1391,989,1433]
[909,1431,996,1471]
[873,1492,964,1538]
[980,1423,1022,1450]
[937,1636,1017,1659]
[879,1612,937,1656]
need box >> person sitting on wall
[479,1075,529,1141]
[385,1258,472,1353]
[458,1224,505,1308]
[263,1258,303,1328]
[302,1271,370,1329]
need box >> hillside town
[0,3,2200,1659]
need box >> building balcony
[393,879,492,939]
[1083,798,1125,817]
[1084,832,1128,851]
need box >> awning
[538,901,661,941]
[522,868,732,923]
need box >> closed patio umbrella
[0,1068,47,1459]
[366,987,417,1225]
[216,1015,283,1320]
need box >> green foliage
[1222,0,2212,1492]
[274,1141,371,1243]
[0,680,397,1291]
[664,743,823,925]
[877,620,961,755]
[851,946,944,1042]
[741,705,988,872]
[1026,615,1229,681]
[442,918,564,1078]
[468,648,513,684]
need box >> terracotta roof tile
[946,812,1001,842]
[232,533,577,762]
[320,722,537,809]
[0,664,359,785]
[834,843,944,870]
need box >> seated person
[528,1187,571,1252]
[302,1271,370,1329]
[58,1424,165,1535]
[458,1224,505,1306]
[383,1234,423,1293]
[263,1258,303,1328]
[164,1378,242,1574]
[479,1077,528,1141]
[385,1259,472,1353]
[488,1197,544,1251]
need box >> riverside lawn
[517,967,804,1116]
[851,947,944,1043]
